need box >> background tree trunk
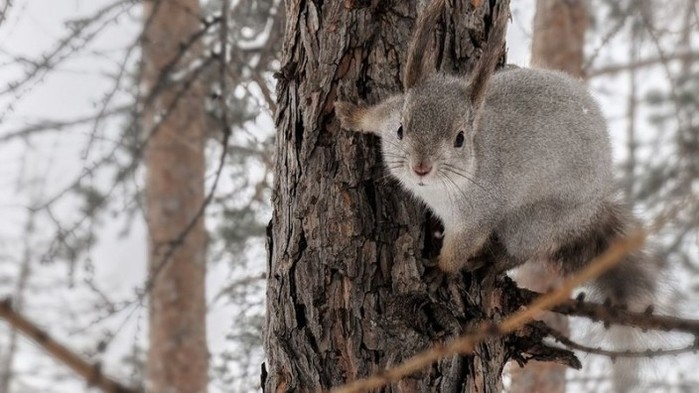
[264,1,515,391]
[530,0,588,76]
[142,1,209,392]
[509,1,587,392]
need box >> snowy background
[0,0,697,392]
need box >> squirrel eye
[397,125,404,140]
[454,131,465,148]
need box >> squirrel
[335,0,656,308]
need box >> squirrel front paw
[437,239,467,273]
[437,232,489,274]
[436,254,462,274]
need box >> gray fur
[334,5,655,308]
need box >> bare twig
[0,106,130,143]
[0,210,34,392]
[520,289,699,335]
[0,299,140,393]
[0,0,135,96]
[0,0,12,27]
[581,2,633,73]
[544,324,699,359]
[587,49,699,78]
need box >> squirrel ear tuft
[335,95,404,137]
[465,2,509,110]
[404,0,446,90]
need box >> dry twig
[0,299,140,393]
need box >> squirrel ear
[465,2,509,110]
[404,0,445,89]
[335,101,369,133]
[335,95,404,137]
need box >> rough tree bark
[142,1,208,392]
[510,2,588,392]
[264,1,524,391]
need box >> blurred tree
[531,0,588,76]
[141,0,209,391]
[0,0,282,391]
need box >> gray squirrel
[335,0,656,307]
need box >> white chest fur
[409,185,462,227]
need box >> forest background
[0,0,697,392]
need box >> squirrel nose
[412,161,433,177]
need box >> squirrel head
[335,0,508,189]
[335,74,480,190]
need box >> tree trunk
[530,0,588,76]
[509,2,588,392]
[142,1,208,392]
[264,1,515,391]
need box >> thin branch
[36,54,215,213]
[521,290,699,335]
[581,4,631,73]
[251,72,277,114]
[0,209,34,392]
[586,49,699,78]
[544,324,699,359]
[0,299,140,393]
[0,106,130,143]
[81,39,140,161]
[0,0,12,27]
[0,0,134,95]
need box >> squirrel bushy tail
[551,199,656,308]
